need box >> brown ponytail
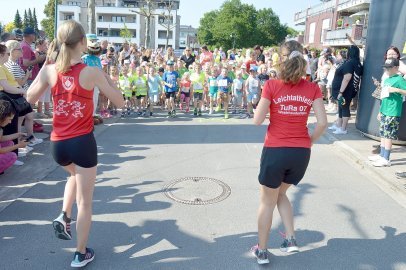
[55,20,85,74]
[279,40,306,85]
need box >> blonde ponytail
[55,20,85,74]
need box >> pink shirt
[20,40,39,80]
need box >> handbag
[0,91,32,114]
[371,85,382,100]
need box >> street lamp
[230,33,236,49]
[54,0,58,38]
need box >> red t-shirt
[51,63,94,141]
[245,60,257,72]
[20,40,39,80]
[261,79,322,148]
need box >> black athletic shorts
[165,92,176,99]
[51,132,98,168]
[136,94,146,100]
[258,147,311,188]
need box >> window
[98,15,104,22]
[98,29,104,36]
[308,22,316,44]
[68,1,81,6]
[110,30,120,37]
[112,16,126,23]
[158,16,173,25]
[321,19,331,42]
[65,14,74,20]
[158,30,173,39]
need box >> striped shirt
[4,60,29,91]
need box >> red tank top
[51,63,94,141]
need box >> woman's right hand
[377,112,382,121]
[17,140,29,148]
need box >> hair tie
[289,51,303,60]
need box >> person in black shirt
[309,50,319,82]
[331,45,363,134]
[255,45,265,65]
[180,47,195,69]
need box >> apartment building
[56,0,180,48]
[294,0,370,49]
[178,25,199,49]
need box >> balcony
[294,1,336,26]
[323,25,367,46]
[97,21,138,29]
[95,6,136,15]
[337,0,370,13]
[58,4,81,14]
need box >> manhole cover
[163,177,231,205]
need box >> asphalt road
[0,112,405,270]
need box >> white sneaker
[209,109,213,114]
[28,137,43,147]
[13,160,24,166]
[368,155,382,162]
[333,128,348,135]
[372,157,391,167]
[328,124,338,130]
[18,146,33,155]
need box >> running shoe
[368,154,382,162]
[215,106,221,112]
[372,157,391,167]
[52,212,72,240]
[333,128,348,135]
[70,248,95,268]
[167,111,172,118]
[171,110,176,117]
[185,107,190,113]
[121,111,126,118]
[13,160,24,166]
[251,244,270,265]
[28,137,43,147]
[150,112,153,116]
[142,111,146,117]
[224,113,229,119]
[198,109,202,116]
[328,124,338,130]
[209,109,213,114]
[138,111,142,116]
[280,236,299,253]
[193,108,198,116]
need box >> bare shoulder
[79,66,100,90]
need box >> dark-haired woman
[251,40,327,265]
[330,45,363,135]
[27,20,124,268]
[0,100,29,173]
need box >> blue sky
[1,0,321,29]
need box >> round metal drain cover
[163,177,231,205]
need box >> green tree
[4,22,16,33]
[23,10,29,29]
[28,8,34,28]
[41,0,61,39]
[120,23,132,42]
[33,8,39,33]
[14,10,23,29]
[198,0,288,50]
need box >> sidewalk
[310,109,406,207]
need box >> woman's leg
[61,163,77,219]
[75,165,97,254]
[277,183,294,238]
[258,185,280,250]
[24,113,34,136]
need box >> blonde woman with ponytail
[27,20,124,268]
[251,40,327,265]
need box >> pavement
[0,108,405,270]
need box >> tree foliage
[23,10,29,29]
[197,0,289,50]
[4,22,16,33]
[14,10,23,29]
[120,23,132,42]
[33,9,39,33]
[41,0,61,39]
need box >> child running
[132,67,149,116]
[147,67,162,116]
[216,67,233,119]
[190,63,205,116]
[245,66,260,118]
[207,66,219,114]
[232,70,245,114]
[179,72,191,112]
[162,60,180,118]
[118,64,133,117]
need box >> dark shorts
[181,92,190,98]
[136,94,147,100]
[165,92,176,99]
[51,132,98,168]
[379,114,400,140]
[258,147,311,189]
[132,91,136,97]
[338,97,351,118]
[193,92,203,100]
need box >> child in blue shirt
[216,68,233,119]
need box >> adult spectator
[180,47,195,69]
[20,27,45,85]
[0,33,15,44]
[12,29,23,42]
[119,41,131,65]
[141,49,152,63]
[100,40,108,55]
[309,50,319,81]
[255,45,265,66]
[219,47,226,60]
[302,48,311,81]
[331,45,363,135]
[164,46,177,62]
[199,45,213,67]
[269,47,280,70]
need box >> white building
[179,25,198,49]
[56,0,180,47]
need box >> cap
[158,67,165,72]
[23,27,36,35]
[250,65,258,72]
[166,60,174,65]
[383,58,400,68]
[322,47,332,54]
[86,33,98,41]
[87,40,101,52]
[240,64,246,69]
[12,28,23,38]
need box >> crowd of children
[82,40,281,123]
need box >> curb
[321,130,406,208]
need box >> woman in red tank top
[250,41,327,265]
[27,20,124,268]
